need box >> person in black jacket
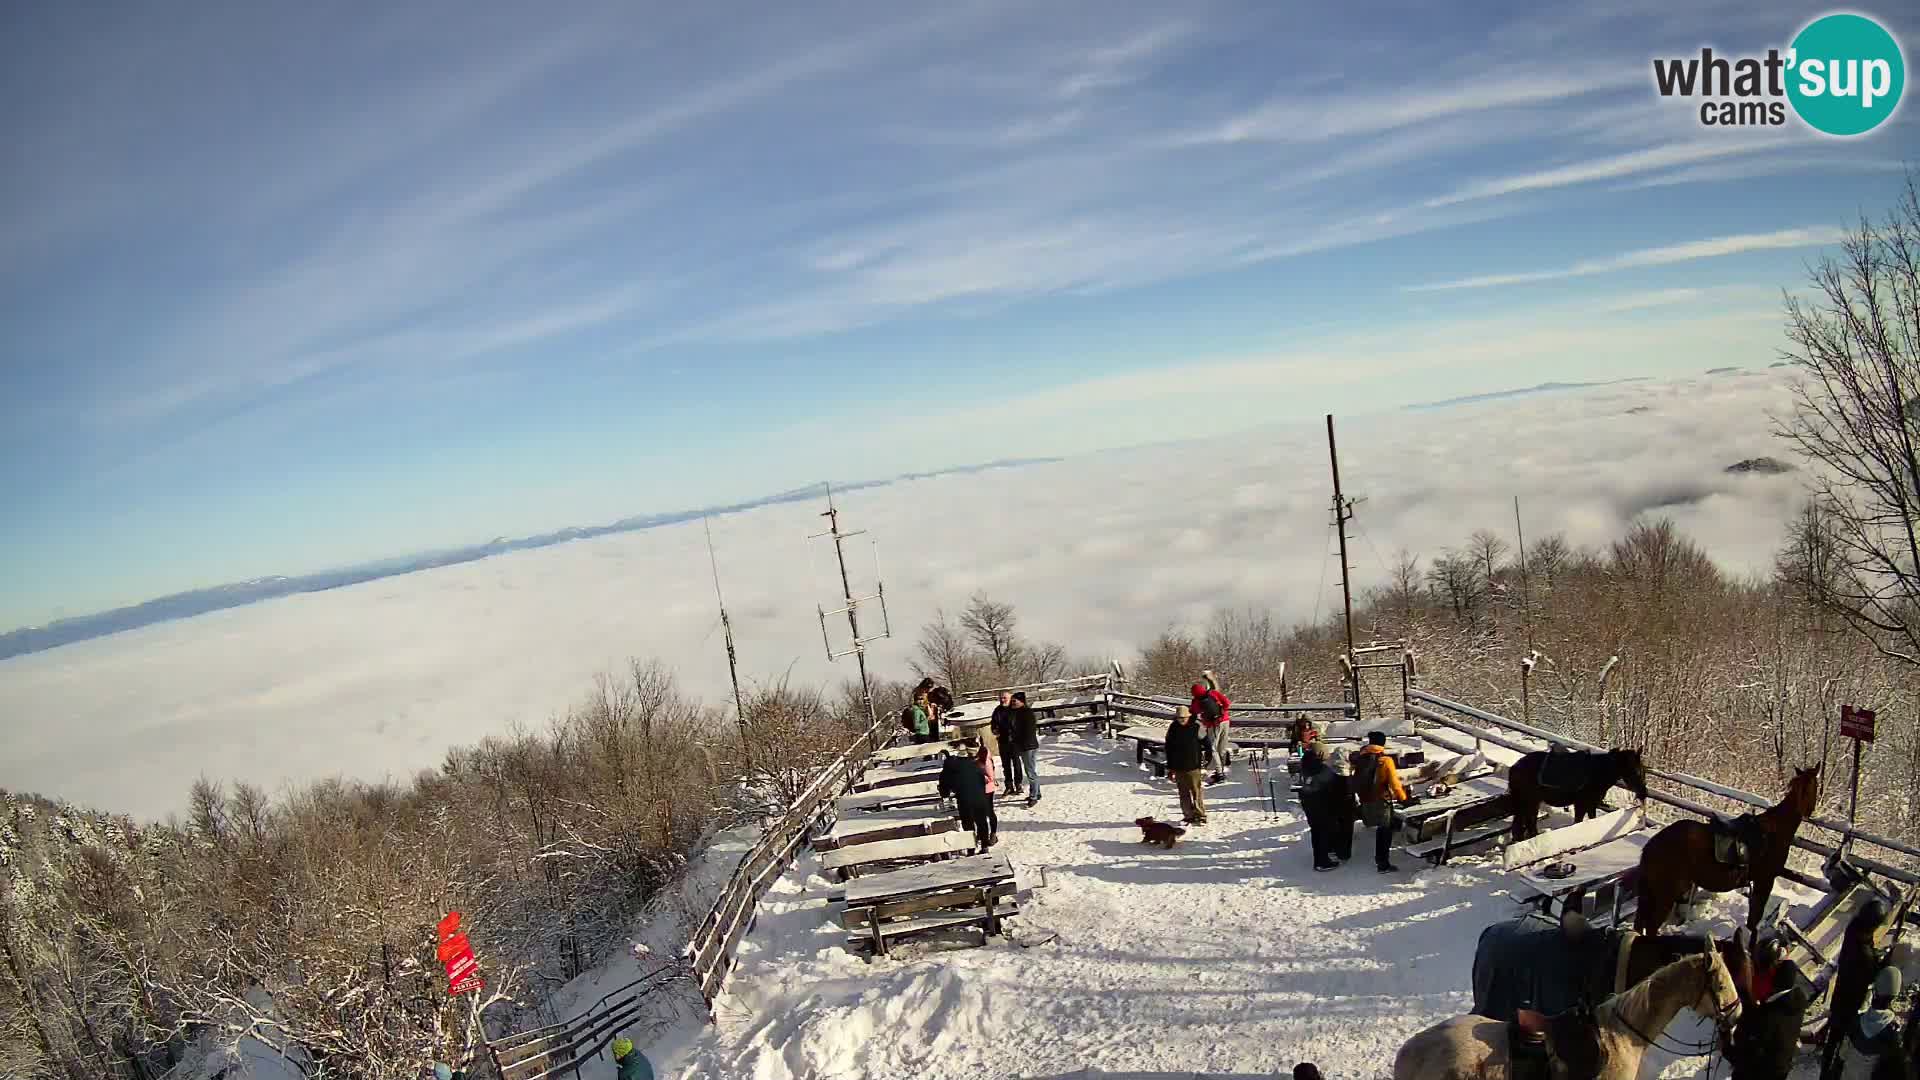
[1825,899,1893,1080]
[1010,692,1042,807]
[1296,747,1341,871]
[938,744,995,848]
[1733,932,1812,1080]
[1165,705,1209,825]
[990,691,1024,795]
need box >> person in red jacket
[1190,681,1233,785]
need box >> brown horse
[1631,766,1821,935]
[1507,748,1650,841]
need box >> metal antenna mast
[810,482,891,729]
[704,517,747,729]
[1326,415,1357,669]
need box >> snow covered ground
[606,732,1824,1080]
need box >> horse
[1506,748,1649,841]
[1631,765,1821,935]
[1397,950,1744,1080]
[1471,907,1749,1025]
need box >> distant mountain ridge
[0,457,1061,662]
[1403,379,1647,411]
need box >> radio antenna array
[810,482,891,728]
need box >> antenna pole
[1327,415,1357,669]
[814,483,881,729]
[1513,496,1535,654]
[704,517,747,729]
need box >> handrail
[1409,691,1920,888]
[958,671,1113,703]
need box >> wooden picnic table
[836,780,943,814]
[843,852,1015,908]
[1505,807,1654,924]
[1399,777,1509,841]
[819,830,977,878]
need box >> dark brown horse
[1507,748,1650,841]
[1631,766,1821,935]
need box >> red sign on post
[437,911,483,996]
[1841,705,1877,743]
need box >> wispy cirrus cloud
[1403,227,1846,292]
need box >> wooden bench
[1505,805,1654,926]
[843,884,1020,955]
[820,829,977,881]
[812,809,958,853]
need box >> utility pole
[1326,415,1357,670]
[811,483,891,730]
[704,517,747,729]
[1513,496,1535,653]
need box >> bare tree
[1467,530,1511,586]
[1426,550,1487,625]
[1774,173,1920,666]
[913,610,991,690]
[958,594,1021,674]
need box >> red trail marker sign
[437,910,483,995]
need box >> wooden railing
[1408,689,1920,890]
[681,708,895,1018]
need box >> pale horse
[1394,949,1743,1080]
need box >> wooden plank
[821,830,977,872]
[840,880,1019,928]
[836,780,943,814]
[843,852,1014,907]
[1504,804,1645,872]
[1117,726,1165,745]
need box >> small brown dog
[1135,816,1186,848]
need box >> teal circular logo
[1787,13,1905,136]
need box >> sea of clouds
[0,372,1808,820]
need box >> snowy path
[653,732,1816,1080]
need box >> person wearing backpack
[1350,731,1410,873]
[1189,681,1233,785]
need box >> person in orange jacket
[1351,730,1413,873]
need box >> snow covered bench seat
[819,829,978,882]
[811,809,959,853]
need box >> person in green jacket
[612,1036,654,1080]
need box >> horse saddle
[1536,750,1599,795]
[1710,812,1762,867]
[1509,1004,1603,1080]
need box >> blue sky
[1,0,1915,629]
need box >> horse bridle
[1616,957,1742,1057]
